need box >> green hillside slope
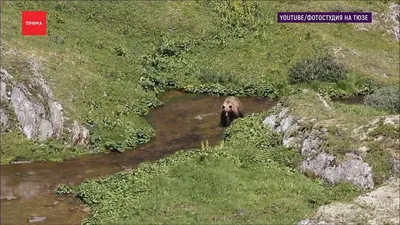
[1,1,398,162]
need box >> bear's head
[221,100,236,118]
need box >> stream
[0,91,278,225]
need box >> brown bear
[220,96,244,128]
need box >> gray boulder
[0,106,9,132]
[10,87,46,139]
[71,120,90,146]
[393,158,400,173]
[28,216,47,223]
[38,119,53,141]
[0,80,7,101]
[389,3,400,41]
[49,101,64,138]
[0,69,12,101]
[299,177,400,225]
[301,152,374,189]
[298,219,329,225]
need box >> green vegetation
[365,142,394,186]
[364,86,400,114]
[1,1,398,162]
[61,113,359,225]
[1,133,88,164]
[366,120,400,183]
[369,121,400,140]
[286,90,390,121]
[288,55,347,84]
[222,113,303,168]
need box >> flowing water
[0,91,278,225]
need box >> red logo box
[22,11,47,36]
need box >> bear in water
[220,96,244,128]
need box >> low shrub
[288,55,347,84]
[364,86,400,114]
[222,112,282,149]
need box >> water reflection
[1,175,50,200]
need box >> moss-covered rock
[263,90,399,189]
[299,177,400,225]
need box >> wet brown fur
[220,96,244,127]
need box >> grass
[1,1,399,162]
[369,121,400,140]
[365,142,394,186]
[286,89,390,121]
[67,118,360,224]
[1,132,88,164]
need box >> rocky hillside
[299,177,399,225]
[260,90,399,224]
[0,51,92,163]
[0,66,89,145]
[263,90,399,190]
